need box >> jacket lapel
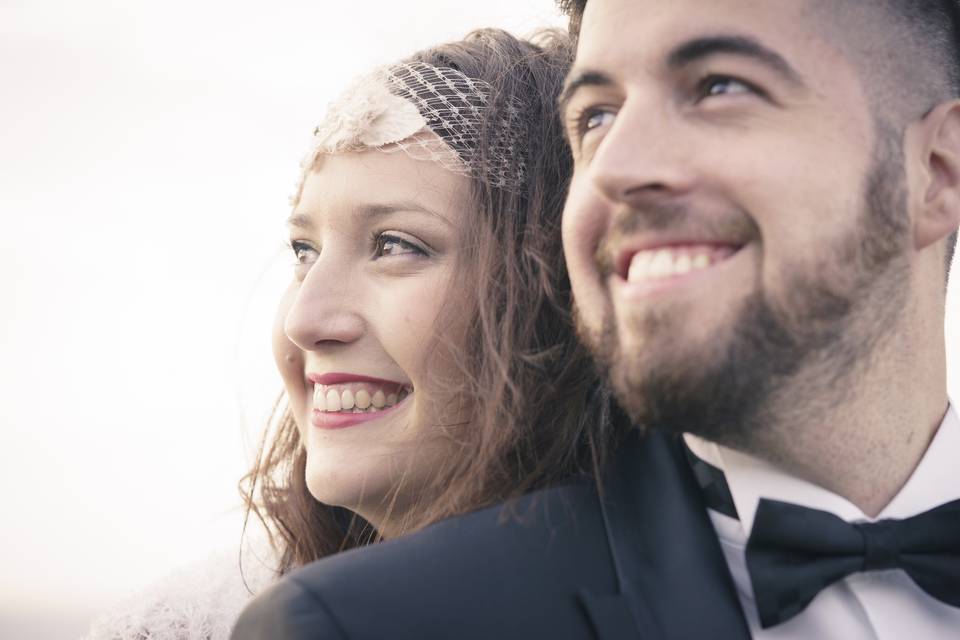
[595,429,752,640]
[577,590,654,640]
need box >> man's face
[561,0,912,440]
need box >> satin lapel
[597,430,752,640]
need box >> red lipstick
[310,398,409,430]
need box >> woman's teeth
[312,385,411,413]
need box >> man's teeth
[313,385,410,413]
[627,248,718,283]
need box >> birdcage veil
[291,61,526,206]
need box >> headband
[291,61,526,206]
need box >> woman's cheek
[394,277,451,353]
[273,283,307,412]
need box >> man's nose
[283,254,365,352]
[587,100,698,207]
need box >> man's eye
[373,233,428,259]
[584,110,615,132]
[573,108,616,139]
[699,76,756,99]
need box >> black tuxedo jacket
[231,430,752,639]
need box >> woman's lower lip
[310,397,408,430]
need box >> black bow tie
[746,497,960,628]
[682,444,960,629]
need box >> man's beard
[579,128,911,448]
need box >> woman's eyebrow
[286,212,313,230]
[354,201,454,226]
[286,201,455,229]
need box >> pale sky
[0,2,567,636]
[1,1,958,638]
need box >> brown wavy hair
[240,27,624,577]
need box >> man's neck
[729,335,949,517]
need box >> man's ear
[910,100,960,251]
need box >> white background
[0,1,957,638]
[0,1,565,637]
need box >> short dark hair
[557,0,959,279]
[557,0,587,37]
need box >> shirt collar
[684,403,960,533]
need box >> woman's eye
[373,233,428,259]
[289,240,319,266]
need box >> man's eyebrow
[667,35,804,86]
[557,36,802,115]
[559,70,615,115]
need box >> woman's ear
[911,100,960,252]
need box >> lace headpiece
[291,61,526,206]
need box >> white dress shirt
[684,404,960,640]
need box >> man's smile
[607,239,746,300]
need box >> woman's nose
[283,255,365,351]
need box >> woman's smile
[307,373,415,429]
[309,391,414,429]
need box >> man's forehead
[564,0,876,147]
[575,0,830,71]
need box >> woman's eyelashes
[290,240,319,266]
[372,231,430,259]
[285,230,432,279]
[288,239,319,280]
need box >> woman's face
[274,149,473,532]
